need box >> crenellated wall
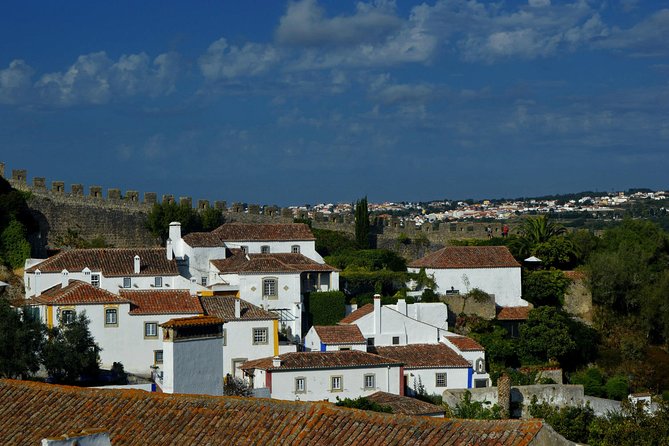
[1,162,514,255]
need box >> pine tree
[354,197,370,249]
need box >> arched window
[475,358,485,373]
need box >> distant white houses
[304,325,367,352]
[408,246,528,307]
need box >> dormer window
[261,245,270,254]
[123,277,131,288]
[154,277,163,288]
[91,274,100,288]
[241,246,249,254]
[291,245,300,254]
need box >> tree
[354,197,370,249]
[0,300,44,379]
[146,201,223,243]
[41,312,101,383]
[519,215,567,245]
[522,269,571,307]
[588,399,669,446]
[223,375,253,397]
[518,307,577,365]
[529,396,595,444]
[0,220,31,269]
[335,396,393,413]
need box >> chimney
[61,270,69,288]
[166,238,173,260]
[272,356,282,367]
[497,374,511,419]
[169,222,182,257]
[397,297,407,315]
[234,297,241,318]
[134,255,140,274]
[373,294,382,335]
[35,269,41,297]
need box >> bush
[571,367,606,398]
[336,396,392,413]
[0,220,31,269]
[529,396,595,444]
[605,375,629,401]
[305,291,346,326]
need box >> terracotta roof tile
[371,344,471,369]
[31,280,130,305]
[26,248,178,277]
[497,306,531,321]
[181,232,225,247]
[200,295,278,321]
[366,391,445,416]
[445,336,485,352]
[314,325,366,344]
[339,303,374,324]
[211,252,337,274]
[121,290,203,315]
[242,350,402,371]
[161,315,225,329]
[409,246,520,269]
[0,379,558,445]
[213,223,316,241]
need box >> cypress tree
[355,196,370,249]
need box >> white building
[408,246,527,307]
[304,325,367,352]
[339,296,450,347]
[26,280,203,375]
[157,296,284,395]
[372,344,472,396]
[442,335,490,388]
[241,350,404,402]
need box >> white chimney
[134,255,140,274]
[61,270,69,288]
[35,269,41,297]
[234,297,241,319]
[397,297,407,315]
[166,238,173,260]
[272,356,282,367]
[169,222,182,257]
[373,294,381,335]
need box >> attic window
[291,245,300,254]
[123,277,131,288]
[91,274,100,288]
[261,245,270,254]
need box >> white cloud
[529,0,551,7]
[0,60,34,104]
[199,38,279,81]
[596,9,669,56]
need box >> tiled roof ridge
[338,303,374,324]
[212,222,316,241]
[409,245,520,269]
[35,280,130,304]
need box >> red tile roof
[200,295,278,321]
[371,344,471,369]
[0,379,561,445]
[121,290,203,315]
[242,350,402,371]
[161,315,225,329]
[445,336,485,352]
[497,306,532,321]
[409,246,520,269]
[211,252,337,274]
[213,223,315,241]
[339,303,374,324]
[314,325,366,344]
[366,391,445,416]
[26,248,178,277]
[181,232,225,247]
[31,280,130,305]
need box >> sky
[1,0,668,205]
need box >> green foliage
[604,375,630,400]
[354,197,370,249]
[340,270,408,298]
[223,375,253,396]
[420,288,440,303]
[312,228,357,257]
[42,312,101,384]
[449,391,502,420]
[305,291,346,326]
[529,396,596,444]
[146,202,225,243]
[1,220,31,269]
[571,367,606,397]
[0,300,44,379]
[522,269,571,307]
[335,396,393,413]
[413,267,436,291]
[588,399,669,446]
[532,236,579,269]
[519,214,567,245]
[469,321,519,368]
[326,249,406,272]
[54,228,110,249]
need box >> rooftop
[365,391,445,417]
[409,246,520,269]
[161,315,225,329]
[181,231,225,247]
[0,379,563,445]
[445,336,485,352]
[25,248,179,277]
[200,295,278,321]
[371,344,471,369]
[497,306,532,321]
[213,223,315,241]
[121,290,203,315]
[313,325,366,345]
[30,280,129,306]
[211,252,336,274]
[242,350,402,371]
[338,303,374,324]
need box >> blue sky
[1,0,668,205]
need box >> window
[436,373,447,388]
[330,376,343,392]
[364,374,375,389]
[201,276,207,286]
[105,308,118,327]
[145,322,158,338]
[474,379,488,388]
[154,276,163,287]
[392,336,400,345]
[253,327,268,345]
[262,278,278,298]
[475,358,485,373]
[123,277,131,288]
[154,350,163,364]
[261,245,270,254]
[91,274,100,288]
[367,337,375,346]
[291,245,300,254]
[222,328,227,346]
[338,347,351,351]
[241,246,248,254]
[60,309,75,324]
[295,377,306,393]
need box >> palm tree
[519,215,566,245]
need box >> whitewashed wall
[161,336,224,395]
[223,319,276,377]
[405,367,470,396]
[303,328,366,352]
[352,306,445,347]
[221,240,324,263]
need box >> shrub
[605,375,629,401]
[305,291,346,326]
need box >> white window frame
[291,245,300,254]
[104,308,118,327]
[201,276,208,286]
[253,327,268,345]
[122,277,131,288]
[154,276,163,287]
[144,322,158,338]
[436,372,447,388]
[91,274,100,288]
[262,278,278,299]
[295,377,306,394]
[154,350,163,364]
[364,374,375,390]
[330,375,343,392]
